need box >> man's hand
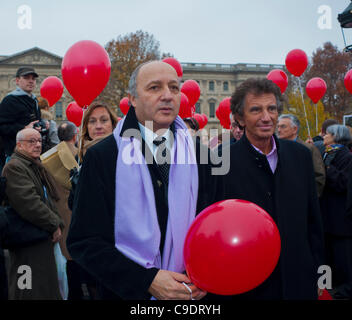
[305,137,314,144]
[52,227,62,243]
[148,270,207,300]
[25,120,40,131]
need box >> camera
[33,119,48,135]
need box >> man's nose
[161,87,173,100]
[261,109,271,121]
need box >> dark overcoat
[219,134,325,300]
[67,108,220,300]
[2,152,63,300]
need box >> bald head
[128,60,181,132]
[16,128,41,142]
[128,61,179,99]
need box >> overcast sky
[0,0,350,65]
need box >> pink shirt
[251,136,278,173]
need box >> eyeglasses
[20,139,42,145]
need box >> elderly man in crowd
[67,61,219,300]
[219,78,325,299]
[2,128,63,299]
[277,114,325,197]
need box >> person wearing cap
[0,67,41,168]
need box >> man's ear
[235,114,245,128]
[128,93,135,108]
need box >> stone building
[0,47,284,132]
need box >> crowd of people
[0,62,351,300]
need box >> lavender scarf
[113,116,198,274]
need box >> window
[223,81,229,91]
[209,81,214,91]
[209,102,215,118]
[196,102,201,114]
[55,101,63,120]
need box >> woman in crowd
[78,101,118,163]
[68,101,117,300]
[320,124,352,299]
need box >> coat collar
[238,133,281,159]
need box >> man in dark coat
[219,78,325,300]
[0,67,41,168]
[67,61,220,300]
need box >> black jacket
[0,93,40,156]
[67,108,220,300]
[219,134,325,300]
[320,146,352,236]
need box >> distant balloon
[344,69,352,95]
[162,57,183,78]
[306,77,327,104]
[181,80,201,106]
[285,49,308,77]
[40,76,64,107]
[267,70,288,94]
[119,97,130,115]
[178,93,192,119]
[66,101,83,127]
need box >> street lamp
[338,0,352,52]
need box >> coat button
[157,180,162,187]
[267,192,271,197]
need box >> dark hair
[58,121,77,142]
[183,117,200,131]
[322,119,338,134]
[230,78,283,117]
[37,96,49,110]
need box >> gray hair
[58,121,77,142]
[128,61,158,99]
[326,124,352,145]
[16,130,25,143]
[278,114,300,133]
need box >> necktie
[153,137,170,186]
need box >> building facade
[0,47,284,132]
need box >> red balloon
[193,113,204,129]
[217,98,231,129]
[181,80,201,106]
[162,57,183,78]
[344,69,352,95]
[66,101,83,127]
[285,49,308,77]
[190,105,196,117]
[61,40,111,108]
[40,76,64,107]
[119,97,130,115]
[266,70,288,94]
[184,199,281,295]
[178,93,191,119]
[201,114,208,128]
[306,77,327,104]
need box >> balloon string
[77,105,88,167]
[298,78,311,138]
[315,103,318,135]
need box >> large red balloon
[162,57,183,78]
[285,49,308,77]
[306,77,327,104]
[66,101,83,127]
[184,199,281,295]
[181,80,201,106]
[61,40,111,108]
[178,93,191,119]
[119,97,130,115]
[266,70,288,94]
[344,69,352,95]
[40,76,64,107]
